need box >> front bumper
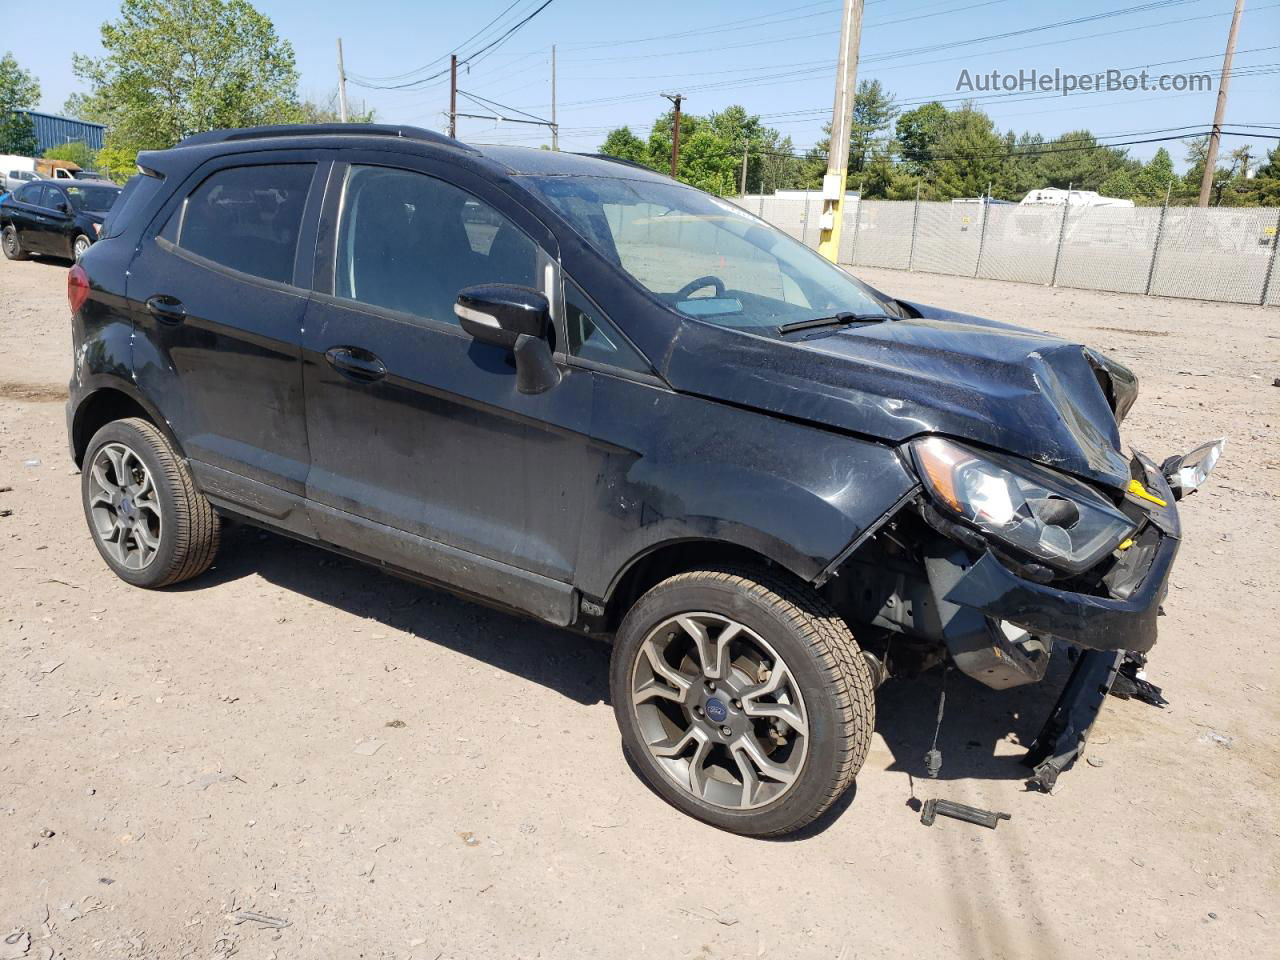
[940,454,1181,655]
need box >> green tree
[599,125,652,168]
[67,0,301,170]
[848,79,897,175]
[1029,130,1134,192]
[926,106,1009,200]
[43,140,97,169]
[895,101,947,176]
[677,129,738,194]
[295,90,376,125]
[1133,147,1176,202]
[0,52,40,155]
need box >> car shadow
[183,523,1077,824]
[184,522,611,706]
[874,654,1074,784]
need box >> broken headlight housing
[910,436,1136,574]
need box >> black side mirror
[54,200,71,214]
[455,284,561,394]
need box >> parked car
[2,178,121,261]
[3,167,41,193]
[64,124,1222,836]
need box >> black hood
[663,301,1136,491]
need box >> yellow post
[817,0,863,263]
[817,173,848,263]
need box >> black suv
[66,124,1221,836]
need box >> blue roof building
[15,111,107,154]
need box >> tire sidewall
[3,225,23,259]
[611,574,857,835]
[81,420,186,588]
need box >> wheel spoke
[678,615,738,679]
[91,461,118,497]
[734,735,798,788]
[687,733,712,799]
[634,638,694,705]
[102,446,127,486]
[741,699,808,739]
[650,724,702,759]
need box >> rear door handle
[146,295,186,324]
[325,346,387,383]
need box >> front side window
[173,164,314,284]
[335,165,539,325]
[16,183,43,205]
[523,175,892,336]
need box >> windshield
[64,184,120,213]
[522,175,891,334]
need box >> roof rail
[572,152,666,175]
[176,123,477,153]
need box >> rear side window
[172,164,313,284]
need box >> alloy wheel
[3,227,17,256]
[87,442,163,570]
[74,235,91,261]
[629,612,810,810]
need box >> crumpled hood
[663,301,1136,491]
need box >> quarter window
[173,164,314,284]
[335,165,540,325]
[564,279,650,373]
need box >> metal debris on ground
[920,798,1011,830]
[1109,652,1169,707]
[232,911,290,929]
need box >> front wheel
[72,233,92,261]
[610,566,875,836]
[2,224,29,260]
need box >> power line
[348,0,528,83]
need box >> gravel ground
[1,253,1277,960]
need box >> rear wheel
[81,417,220,588]
[610,566,875,836]
[2,224,29,260]
[72,233,92,261]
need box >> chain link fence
[742,192,1280,307]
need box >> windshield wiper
[778,312,895,335]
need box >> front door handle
[146,295,186,324]
[325,346,387,383]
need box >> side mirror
[454,283,561,395]
[54,200,71,214]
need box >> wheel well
[71,389,154,466]
[603,540,789,631]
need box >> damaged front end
[823,431,1225,791]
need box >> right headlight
[910,436,1136,574]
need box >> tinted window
[16,183,43,205]
[65,184,119,213]
[336,165,539,324]
[564,279,649,373]
[103,173,161,239]
[176,164,313,284]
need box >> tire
[2,224,30,260]
[81,417,220,588]
[72,233,92,262]
[610,565,874,837]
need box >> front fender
[576,376,917,600]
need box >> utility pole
[551,45,559,151]
[817,0,865,263]
[740,141,750,197]
[336,37,350,123]
[449,54,458,138]
[662,93,684,177]
[1199,0,1245,207]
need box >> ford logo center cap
[705,697,728,724]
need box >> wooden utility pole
[551,45,558,151]
[740,141,750,197]
[449,54,458,138]
[817,0,865,262]
[336,38,350,123]
[663,93,684,177]
[1199,0,1246,207]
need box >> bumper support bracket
[1023,649,1123,792]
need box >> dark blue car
[2,177,120,262]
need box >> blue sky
[16,0,1280,170]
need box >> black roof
[163,124,671,182]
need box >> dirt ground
[1,253,1277,960]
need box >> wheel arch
[71,384,184,467]
[601,538,805,632]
